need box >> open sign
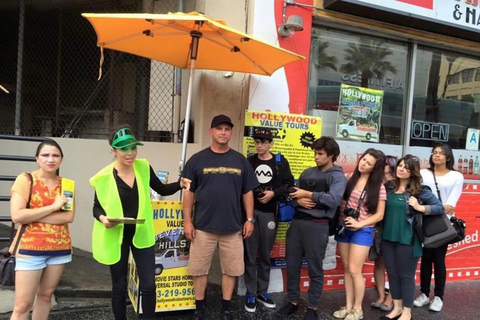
[411,120,449,142]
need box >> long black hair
[428,142,455,171]
[343,148,386,213]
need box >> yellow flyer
[128,201,195,313]
[243,110,322,179]
[60,178,75,211]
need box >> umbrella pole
[179,61,195,174]
[179,30,201,174]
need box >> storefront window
[410,47,480,149]
[308,27,409,145]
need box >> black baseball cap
[211,114,234,128]
[253,128,273,141]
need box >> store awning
[323,0,479,43]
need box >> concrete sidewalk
[1,245,479,319]
[1,222,479,319]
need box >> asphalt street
[1,225,479,320]
[1,281,479,320]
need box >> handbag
[0,173,32,286]
[449,216,466,244]
[278,198,295,222]
[368,222,382,261]
[414,213,456,248]
[412,183,456,249]
[431,171,466,245]
[0,227,24,286]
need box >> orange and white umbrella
[83,11,305,168]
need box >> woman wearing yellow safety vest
[90,126,190,320]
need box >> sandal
[371,301,383,309]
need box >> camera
[343,207,359,220]
[287,187,297,194]
[337,207,359,238]
[253,188,265,198]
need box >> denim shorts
[335,227,374,247]
[15,254,72,271]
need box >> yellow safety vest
[89,159,154,265]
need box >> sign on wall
[128,201,195,313]
[325,0,480,34]
[243,110,322,179]
[466,128,480,151]
[411,120,450,142]
[335,84,383,143]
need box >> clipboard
[107,217,145,224]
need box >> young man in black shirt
[182,114,258,320]
[244,127,294,313]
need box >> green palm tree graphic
[341,38,397,88]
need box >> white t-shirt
[420,169,464,218]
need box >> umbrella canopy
[82,11,305,76]
[82,11,305,171]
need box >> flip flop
[380,303,393,312]
[371,301,383,308]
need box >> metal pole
[55,9,63,130]
[179,30,201,172]
[179,61,195,173]
[14,0,25,136]
[403,43,417,153]
[173,0,184,143]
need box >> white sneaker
[429,296,443,312]
[413,293,430,307]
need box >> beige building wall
[0,138,202,252]
[0,0,254,255]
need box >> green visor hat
[111,128,144,149]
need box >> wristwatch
[246,217,255,223]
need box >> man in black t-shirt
[244,127,294,313]
[182,114,258,320]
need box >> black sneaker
[245,293,257,312]
[257,293,276,308]
[304,308,317,320]
[191,310,205,320]
[276,302,298,318]
[222,310,233,320]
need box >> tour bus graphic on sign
[154,228,189,275]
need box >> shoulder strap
[355,187,367,213]
[275,152,281,164]
[275,153,282,185]
[432,170,442,202]
[346,181,367,212]
[10,173,32,252]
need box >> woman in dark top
[90,126,190,320]
[372,155,397,312]
[381,155,444,320]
